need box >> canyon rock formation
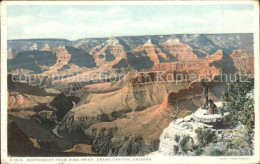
[7,33,254,156]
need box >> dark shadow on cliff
[8,120,104,157]
[66,46,96,68]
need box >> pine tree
[221,75,254,128]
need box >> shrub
[223,149,238,156]
[175,135,180,142]
[173,145,179,155]
[195,127,217,147]
[180,136,189,148]
[217,105,225,116]
[204,147,224,156]
[194,146,204,156]
[179,135,193,152]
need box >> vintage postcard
[1,1,259,163]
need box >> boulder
[183,115,193,122]
[193,108,224,124]
[175,118,184,125]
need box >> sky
[7,4,255,40]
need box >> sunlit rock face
[230,50,254,75]
[129,50,223,84]
[89,38,126,67]
[131,39,167,65]
[54,47,71,65]
[8,48,14,59]
[29,43,38,51]
[160,38,198,61]
[41,43,52,51]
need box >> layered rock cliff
[90,38,126,67]
[230,50,254,75]
[129,50,223,84]
[58,78,226,156]
[160,38,198,61]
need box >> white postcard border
[1,1,259,164]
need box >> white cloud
[109,18,167,30]
[8,15,32,26]
[107,7,123,15]
[177,15,209,24]
[62,6,123,19]
[62,9,100,18]
[84,10,100,17]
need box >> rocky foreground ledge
[148,102,254,156]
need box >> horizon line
[7,32,254,42]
